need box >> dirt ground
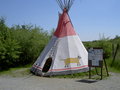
[0,72,120,90]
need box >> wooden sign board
[88,48,103,67]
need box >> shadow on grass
[75,79,98,84]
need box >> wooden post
[111,44,119,66]
[100,66,103,80]
[89,66,91,79]
[104,59,109,76]
[95,67,99,75]
[112,44,114,58]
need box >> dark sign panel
[88,48,103,67]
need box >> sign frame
[88,48,103,67]
[88,47,109,80]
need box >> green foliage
[105,58,120,73]
[84,35,120,72]
[0,18,21,70]
[0,18,50,70]
[84,37,112,58]
[10,25,50,65]
[110,38,120,70]
[0,17,120,74]
[0,64,31,77]
[52,72,89,78]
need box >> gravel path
[0,73,120,90]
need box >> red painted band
[33,65,88,72]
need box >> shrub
[0,18,50,70]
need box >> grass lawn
[0,64,31,77]
[0,59,120,79]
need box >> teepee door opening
[42,57,52,73]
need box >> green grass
[51,58,120,79]
[0,58,120,79]
[0,64,32,77]
[0,64,108,79]
[51,67,109,80]
[51,72,89,78]
[106,58,120,73]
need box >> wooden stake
[111,44,119,66]
[100,66,103,80]
[104,59,109,76]
[89,66,91,79]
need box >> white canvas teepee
[31,0,88,76]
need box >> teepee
[31,0,88,76]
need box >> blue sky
[0,0,120,41]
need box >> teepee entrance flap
[42,57,53,73]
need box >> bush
[0,18,50,70]
[84,39,112,59]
